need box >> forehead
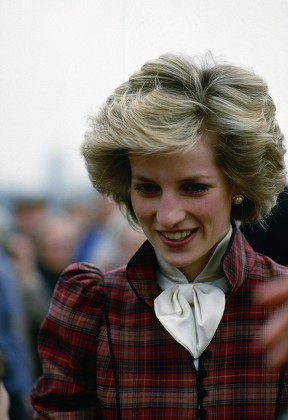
[129,138,217,175]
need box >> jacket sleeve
[30,263,105,419]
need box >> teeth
[162,230,191,240]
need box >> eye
[183,183,208,194]
[134,184,160,195]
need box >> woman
[31,52,288,419]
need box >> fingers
[254,279,288,368]
[258,303,288,368]
[266,336,288,368]
[254,280,288,306]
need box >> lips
[160,229,194,241]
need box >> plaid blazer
[31,225,288,419]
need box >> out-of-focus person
[241,186,288,266]
[34,213,78,295]
[69,196,146,270]
[6,231,50,379]
[12,197,48,239]
[71,196,120,265]
[0,244,33,419]
[240,186,288,371]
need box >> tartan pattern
[31,225,288,419]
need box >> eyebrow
[131,174,215,182]
[131,175,154,181]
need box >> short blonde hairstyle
[81,52,286,225]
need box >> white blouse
[154,226,232,368]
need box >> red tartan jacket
[31,225,288,419]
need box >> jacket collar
[126,241,161,308]
[221,221,255,296]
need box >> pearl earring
[232,194,244,205]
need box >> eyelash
[133,184,209,195]
[183,184,208,194]
[134,184,159,195]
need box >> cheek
[196,195,232,223]
[131,196,151,222]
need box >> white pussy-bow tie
[154,282,226,359]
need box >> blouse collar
[155,225,232,292]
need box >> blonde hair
[81,52,286,225]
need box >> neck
[156,225,233,284]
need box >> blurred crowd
[0,193,145,419]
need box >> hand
[255,280,288,368]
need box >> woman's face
[130,138,237,280]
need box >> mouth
[160,229,194,241]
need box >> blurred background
[0,0,287,201]
[0,0,287,418]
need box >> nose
[156,192,186,228]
